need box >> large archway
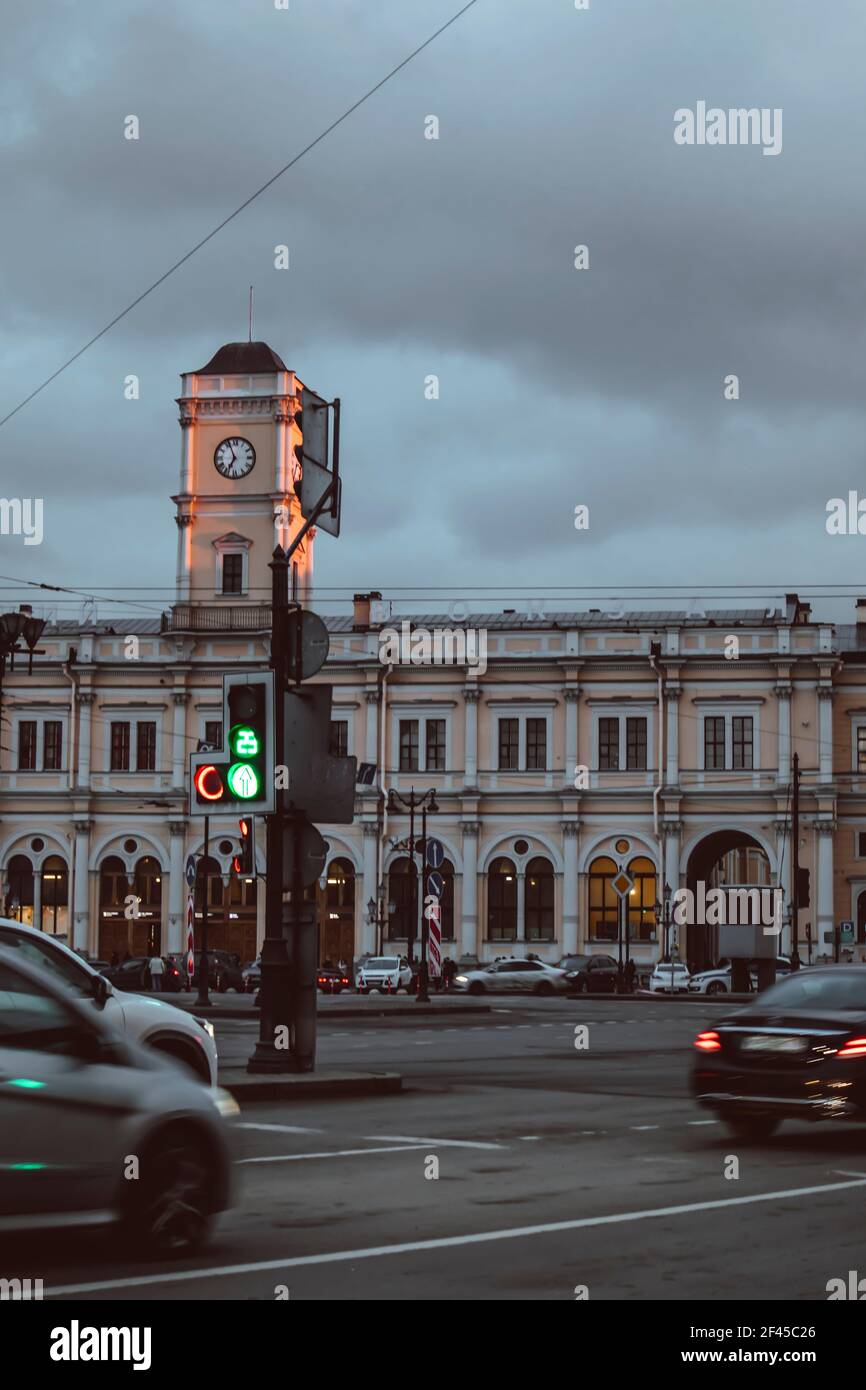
[685,830,773,971]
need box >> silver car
[0,946,238,1254]
[452,959,569,996]
[0,918,218,1084]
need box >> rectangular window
[858,831,866,858]
[626,717,647,771]
[426,719,446,771]
[598,718,619,771]
[329,719,348,758]
[732,716,753,771]
[43,721,63,771]
[110,721,131,772]
[399,719,419,772]
[498,719,519,770]
[704,716,725,771]
[857,728,866,772]
[222,554,243,595]
[204,720,222,749]
[136,721,157,772]
[526,718,546,770]
[18,721,37,771]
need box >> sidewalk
[166,991,493,1021]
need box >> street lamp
[0,607,47,753]
[387,786,439,989]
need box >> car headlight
[194,1016,216,1041]
[455,974,468,983]
[211,1087,240,1118]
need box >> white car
[0,918,218,1084]
[452,958,569,996]
[688,956,797,995]
[648,960,691,994]
[0,946,237,1253]
[356,956,413,994]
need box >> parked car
[242,957,261,993]
[356,956,414,994]
[106,956,184,994]
[167,950,245,993]
[688,956,796,995]
[558,953,620,994]
[0,945,238,1253]
[692,965,866,1140]
[317,966,352,994]
[0,918,218,1084]
[452,958,569,996]
[648,960,691,994]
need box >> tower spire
[248,285,254,342]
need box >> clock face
[214,437,256,479]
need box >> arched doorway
[99,856,137,960]
[588,856,618,943]
[319,858,355,965]
[525,857,554,942]
[133,856,163,955]
[487,857,517,942]
[388,857,418,945]
[194,855,257,961]
[4,854,35,925]
[40,856,69,937]
[686,831,773,971]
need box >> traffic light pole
[196,815,211,1006]
[791,751,801,970]
[417,803,430,1003]
[248,550,293,1072]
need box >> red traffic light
[194,764,225,802]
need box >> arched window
[436,858,455,941]
[5,854,34,925]
[388,857,418,942]
[320,857,355,965]
[99,855,133,960]
[132,856,162,955]
[40,855,69,936]
[588,856,618,942]
[627,856,657,943]
[525,857,554,942]
[326,859,355,911]
[487,857,517,941]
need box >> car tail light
[837,1036,866,1059]
[694,1031,721,1052]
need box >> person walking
[148,953,165,993]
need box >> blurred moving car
[167,950,245,993]
[648,960,691,994]
[317,966,352,994]
[0,918,218,1084]
[106,956,184,994]
[0,946,237,1253]
[557,954,620,995]
[356,956,414,994]
[692,965,866,1140]
[452,958,568,996]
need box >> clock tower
[173,340,315,611]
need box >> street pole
[791,751,801,970]
[249,549,292,1072]
[196,815,211,1006]
[407,797,416,968]
[417,802,430,1003]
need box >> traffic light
[233,817,255,875]
[189,671,275,815]
[282,684,357,823]
[797,867,810,909]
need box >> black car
[558,953,620,994]
[106,956,183,993]
[692,966,866,1140]
[317,966,352,994]
[167,950,245,993]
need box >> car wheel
[724,1114,780,1143]
[122,1126,215,1256]
[534,980,554,997]
[707,981,726,995]
[148,1038,210,1084]
[467,981,485,996]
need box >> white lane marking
[687,1120,718,1127]
[413,1041,434,1046]
[241,1144,429,1164]
[238,1123,323,1135]
[364,1133,506,1150]
[45,1175,866,1297]
[630,1125,659,1131]
[519,1136,540,1142]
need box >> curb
[173,1000,492,1021]
[221,1069,403,1101]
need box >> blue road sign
[426,838,445,869]
[427,871,444,899]
[185,854,197,889]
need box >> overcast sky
[2,0,865,624]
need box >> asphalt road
[23,997,866,1301]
